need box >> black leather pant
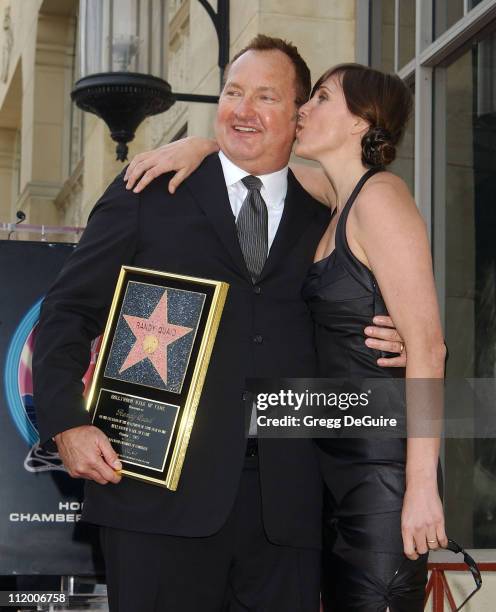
[321,541,427,611]
[317,442,428,611]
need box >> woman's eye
[318,94,327,103]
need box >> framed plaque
[85,266,228,490]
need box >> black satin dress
[302,168,428,611]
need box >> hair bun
[361,126,396,167]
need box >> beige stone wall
[0,0,40,234]
[0,0,127,237]
[0,0,85,240]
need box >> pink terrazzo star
[119,290,193,385]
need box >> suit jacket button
[253,335,263,344]
[253,285,262,294]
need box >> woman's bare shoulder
[354,170,417,218]
[365,170,411,196]
[349,171,427,245]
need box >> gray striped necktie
[237,175,268,282]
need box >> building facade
[0,0,495,608]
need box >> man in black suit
[33,36,405,612]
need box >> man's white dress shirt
[218,151,288,251]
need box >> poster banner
[0,240,103,575]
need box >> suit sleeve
[33,171,140,445]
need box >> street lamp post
[71,0,230,161]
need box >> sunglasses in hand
[444,538,482,611]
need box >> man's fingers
[372,315,394,328]
[74,458,121,485]
[365,321,406,369]
[69,462,105,482]
[98,435,122,471]
[94,460,122,484]
[86,468,109,486]
[365,338,404,354]
[364,325,402,343]
[377,355,407,368]
[88,463,121,485]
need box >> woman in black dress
[294,64,447,611]
[123,62,447,611]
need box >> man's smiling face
[215,49,299,175]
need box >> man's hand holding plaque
[54,425,122,485]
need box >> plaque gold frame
[85,265,229,490]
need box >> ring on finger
[399,342,405,353]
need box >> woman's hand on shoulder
[124,137,219,194]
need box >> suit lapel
[258,169,317,282]
[185,157,319,284]
[185,154,251,280]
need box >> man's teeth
[234,126,257,132]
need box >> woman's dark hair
[312,63,413,167]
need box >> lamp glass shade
[79,0,168,79]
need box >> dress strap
[339,166,384,229]
[334,166,384,291]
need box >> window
[370,0,395,72]
[367,0,496,550]
[398,0,415,68]
[434,35,496,547]
[434,0,464,37]
[389,84,415,193]
[370,0,415,72]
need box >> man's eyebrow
[224,82,279,94]
[256,86,279,94]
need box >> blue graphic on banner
[4,299,42,447]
